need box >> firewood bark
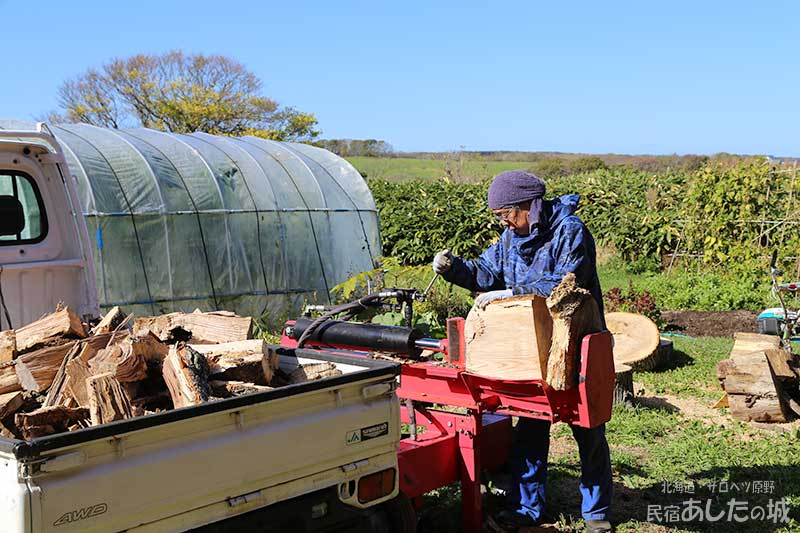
[87,373,133,425]
[91,306,126,335]
[0,361,21,394]
[189,340,275,384]
[15,406,89,439]
[288,362,342,384]
[209,380,274,397]
[613,364,634,407]
[765,348,797,382]
[14,306,87,354]
[0,391,24,419]
[16,333,114,393]
[545,273,603,391]
[162,344,211,408]
[91,341,148,383]
[43,342,84,408]
[134,311,253,344]
[0,331,16,363]
[65,357,93,407]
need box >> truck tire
[380,493,417,533]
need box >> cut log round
[613,364,634,408]
[605,312,661,371]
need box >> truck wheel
[381,493,417,533]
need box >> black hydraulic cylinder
[290,317,424,356]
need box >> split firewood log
[90,306,127,335]
[162,344,211,408]
[0,391,24,420]
[288,362,342,384]
[16,333,114,393]
[43,343,86,408]
[189,340,276,384]
[15,406,90,439]
[0,331,16,363]
[87,373,133,425]
[134,311,253,345]
[0,361,21,395]
[14,306,87,354]
[545,273,603,390]
[209,380,274,398]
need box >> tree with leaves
[52,51,320,142]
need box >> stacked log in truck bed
[0,305,342,440]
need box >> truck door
[0,129,98,328]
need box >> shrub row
[370,158,800,277]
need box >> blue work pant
[510,418,612,522]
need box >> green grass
[418,336,800,532]
[636,337,734,401]
[346,156,533,182]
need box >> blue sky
[1,1,797,155]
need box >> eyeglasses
[494,205,520,222]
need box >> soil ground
[661,310,758,338]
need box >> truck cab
[0,124,98,328]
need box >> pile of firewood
[0,305,342,440]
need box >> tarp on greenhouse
[1,121,381,320]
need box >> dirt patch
[661,310,758,338]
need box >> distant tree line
[316,139,393,157]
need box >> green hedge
[370,159,800,278]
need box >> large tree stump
[614,364,634,408]
[163,344,211,408]
[545,273,603,390]
[604,313,662,371]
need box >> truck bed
[0,348,400,533]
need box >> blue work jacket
[444,194,604,316]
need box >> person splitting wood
[432,170,613,533]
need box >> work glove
[474,289,513,310]
[432,249,453,274]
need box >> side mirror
[0,195,25,236]
[771,249,778,269]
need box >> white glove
[475,289,513,310]
[432,249,453,274]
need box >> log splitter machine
[281,285,615,531]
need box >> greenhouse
[18,123,381,320]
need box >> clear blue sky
[1,1,798,155]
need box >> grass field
[346,156,533,182]
[418,336,800,532]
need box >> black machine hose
[291,317,424,356]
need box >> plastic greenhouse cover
[0,122,381,320]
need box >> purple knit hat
[488,170,547,228]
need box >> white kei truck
[0,125,411,532]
